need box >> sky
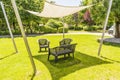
[47,0,82,6]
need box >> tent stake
[0,1,18,53]
[98,0,113,56]
[11,0,36,75]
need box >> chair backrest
[60,38,72,46]
[38,39,49,45]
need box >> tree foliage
[45,19,63,30]
[0,0,44,34]
[0,0,120,37]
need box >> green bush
[58,27,68,33]
[0,31,4,35]
[0,30,9,35]
[45,19,63,30]
[13,30,21,35]
[39,26,46,32]
[68,25,74,30]
[44,26,57,33]
[74,25,83,30]
[92,25,103,30]
[83,26,96,31]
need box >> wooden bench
[48,43,77,62]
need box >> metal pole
[11,0,36,75]
[98,0,113,56]
[61,18,65,39]
[0,1,18,53]
[63,26,65,39]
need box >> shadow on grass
[97,40,120,48]
[0,33,45,38]
[33,51,111,80]
[0,52,16,60]
[103,42,120,48]
[30,72,36,80]
[100,56,120,63]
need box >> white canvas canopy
[27,1,93,18]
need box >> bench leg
[55,56,58,62]
[72,53,74,58]
[48,54,50,60]
[40,48,41,52]
[64,54,66,59]
[45,48,47,51]
[68,53,70,57]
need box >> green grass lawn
[0,34,120,80]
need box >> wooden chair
[59,38,72,46]
[38,39,50,52]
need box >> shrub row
[40,26,68,33]
[0,31,9,35]
[0,27,68,35]
[44,26,57,33]
[58,27,68,33]
[69,25,103,31]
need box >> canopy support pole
[11,0,36,75]
[0,1,18,53]
[61,18,65,39]
[98,0,113,56]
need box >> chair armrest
[49,48,55,53]
[47,41,50,47]
[49,46,59,54]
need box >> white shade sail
[27,1,93,18]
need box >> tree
[45,19,63,31]
[73,12,79,28]
[0,0,44,34]
[82,0,95,26]
[16,0,44,34]
[91,0,120,38]
[90,1,107,25]
[111,0,120,38]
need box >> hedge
[58,27,68,33]
[44,26,57,33]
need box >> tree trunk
[73,12,78,28]
[30,22,33,34]
[115,22,120,38]
[13,22,16,30]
